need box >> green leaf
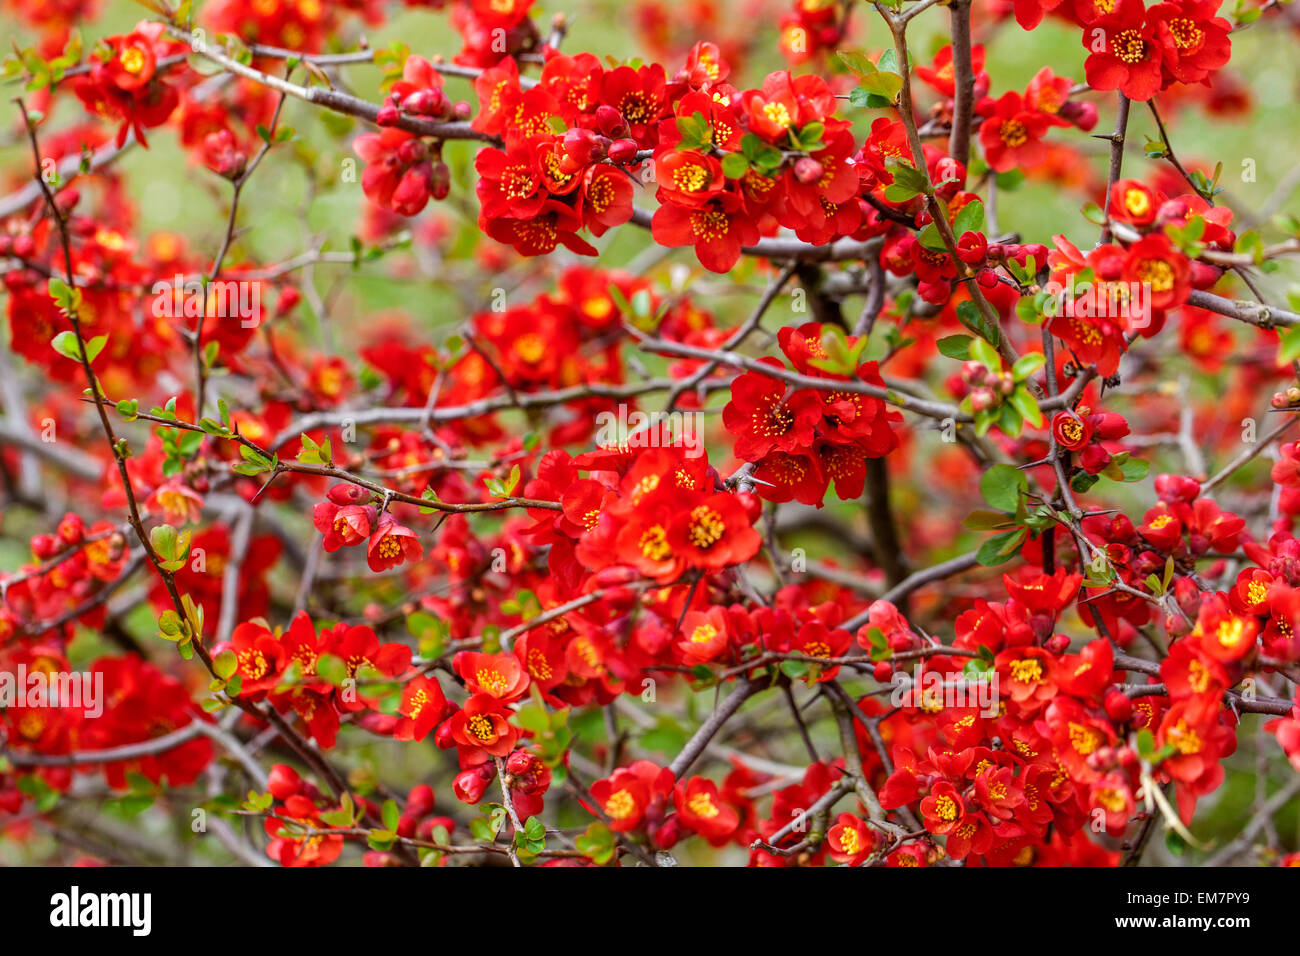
[836,50,878,78]
[382,799,401,832]
[1008,386,1043,429]
[957,300,1001,350]
[980,463,1028,513]
[213,650,238,681]
[1279,327,1300,365]
[82,335,107,363]
[47,276,82,317]
[524,815,546,841]
[917,222,946,252]
[1117,455,1149,482]
[976,528,1027,566]
[953,199,985,237]
[963,509,1019,531]
[936,334,972,360]
[513,703,550,734]
[1010,353,1046,382]
[720,152,749,178]
[1016,296,1043,325]
[576,821,616,864]
[968,335,1001,372]
[50,331,84,362]
[859,70,902,101]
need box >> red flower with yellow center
[394,676,447,742]
[1083,0,1164,101]
[979,91,1050,173]
[919,780,966,835]
[673,776,740,844]
[446,693,519,759]
[454,651,531,702]
[366,513,424,573]
[665,492,762,572]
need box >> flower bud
[452,767,491,804]
[607,138,639,164]
[1044,633,1071,655]
[793,157,824,184]
[969,387,997,412]
[506,749,534,776]
[1104,690,1133,723]
[268,764,303,801]
[595,104,629,139]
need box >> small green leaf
[936,334,972,360]
[980,464,1028,513]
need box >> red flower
[650,194,760,273]
[979,91,1050,173]
[590,760,674,831]
[919,780,966,835]
[1107,178,1163,226]
[486,198,599,258]
[826,813,876,865]
[1121,234,1191,313]
[73,25,178,147]
[722,363,821,460]
[752,450,828,507]
[673,776,739,844]
[446,693,519,760]
[580,164,634,237]
[394,676,447,742]
[1051,410,1094,450]
[654,150,727,207]
[915,44,986,97]
[221,621,288,695]
[1083,0,1164,102]
[677,606,731,665]
[367,513,424,572]
[354,128,440,217]
[313,502,375,552]
[665,492,763,572]
[454,651,531,702]
[1148,0,1232,85]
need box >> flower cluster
[723,322,900,505]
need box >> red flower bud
[505,749,533,775]
[956,230,987,265]
[607,138,639,165]
[268,764,303,801]
[452,767,492,804]
[30,534,60,560]
[595,104,629,138]
[57,513,85,545]
[1104,690,1133,723]
[793,157,824,184]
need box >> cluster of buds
[201,129,247,180]
[1271,384,1300,409]
[974,240,1049,288]
[562,104,641,167]
[375,54,471,127]
[962,360,1017,412]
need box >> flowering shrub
[0,0,1299,870]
